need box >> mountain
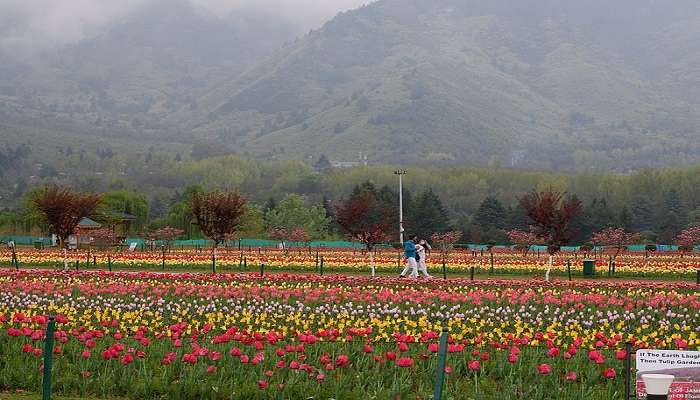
[185,0,700,170]
[2,0,700,172]
[0,0,298,140]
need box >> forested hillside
[1,0,700,173]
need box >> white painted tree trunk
[545,254,553,282]
[63,247,68,270]
[369,251,375,277]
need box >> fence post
[75,259,79,271]
[470,266,475,281]
[243,257,247,270]
[260,263,264,277]
[42,315,56,400]
[161,245,166,270]
[12,245,19,270]
[108,255,112,272]
[567,260,572,282]
[320,256,324,276]
[624,342,633,400]
[432,327,449,400]
[93,256,96,267]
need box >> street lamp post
[394,170,407,244]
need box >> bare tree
[676,226,700,257]
[519,190,582,281]
[431,231,462,261]
[335,190,393,277]
[190,191,246,265]
[506,228,541,257]
[33,186,102,269]
[151,227,184,251]
[591,227,641,262]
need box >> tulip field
[2,247,699,279]
[1,267,700,399]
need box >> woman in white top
[416,240,432,278]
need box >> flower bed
[1,270,698,399]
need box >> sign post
[636,349,700,399]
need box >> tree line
[4,178,699,251]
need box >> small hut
[69,217,102,249]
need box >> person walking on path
[399,235,419,278]
[416,239,432,278]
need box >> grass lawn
[0,392,123,400]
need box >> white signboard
[637,350,700,399]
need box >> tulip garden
[1,264,699,399]
[2,247,699,279]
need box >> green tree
[238,204,265,238]
[658,189,686,243]
[407,188,451,240]
[631,195,656,232]
[586,198,615,233]
[101,190,149,233]
[618,206,633,231]
[163,185,203,239]
[475,197,507,229]
[264,194,330,239]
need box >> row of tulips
[1,269,699,398]
[2,247,699,278]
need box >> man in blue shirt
[399,235,419,278]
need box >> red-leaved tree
[431,231,462,261]
[676,226,700,255]
[335,190,393,277]
[190,191,246,264]
[591,227,641,261]
[519,190,582,281]
[33,186,102,269]
[506,228,541,257]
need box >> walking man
[399,235,419,278]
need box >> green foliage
[264,194,330,239]
[101,190,149,233]
[475,197,507,230]
[406,188,451,240]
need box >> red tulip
[257,380,269,389]
[335,354,350,368]
[603,368,616,379]
[468,360,480,371]
[537,364,551,375]
[396,357,415,368]
[565,371,578,381]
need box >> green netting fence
[1,235,698,252]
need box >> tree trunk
[63,247,68,270]
[545,254,553,282]
[369,251,375,277]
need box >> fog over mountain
[1,0,700,173]
[0,0,371,53]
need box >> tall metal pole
[394,170,406,244]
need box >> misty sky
[0,0,372,51]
